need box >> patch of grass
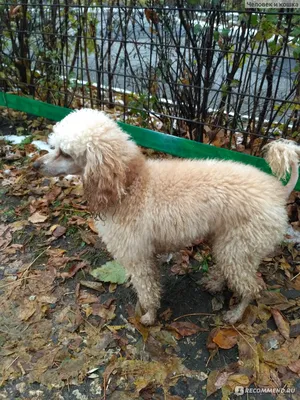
[52,200,61,208]
[66,225,78,236]
[18,136,33,150]
[83,247,111,267]
[1,208,16,222]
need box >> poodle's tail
[263,139,300,198]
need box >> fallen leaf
[206,370,220,396]
[290,319,300,338]
[292,275,300,290]
[240,305,258,326]
[257,303,272,322]
[288,359,300,374]
[52,225,67,238]
[103,357,190,396]
[0,224,12,249]
[168,321,207,338]
[38,295,57,304]
[9,220,29,232]
[260,336,300,367]
[271,308,290,340]
[128,316,150,342]
[88,219,98,233]
[45,186,62,202]
[79,280,105,292]
[207,328,219,350]
[90,261,127,284]
[214,371,232,389]
[260,331,285,351]
[92,300,116,321]
[18,301,36,321]
[258,291,292,311]
[80,230,98,245]
[78,291,100,304]
[226,373,250,391]
[212,328,239,349]
[28,212,48,224]
[238,336,259,380]
[109,283,117,293]
[59,261,88,280]
[159,308,173,322]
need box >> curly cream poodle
[33,109,300,325]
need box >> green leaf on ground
[90,261,127,284]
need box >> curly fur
[33,109,300,325]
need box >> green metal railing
[0,91,299,190]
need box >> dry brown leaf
[260,331,285,352]
[238,336,259,380]
[128,316,150,342]
[79,280,105,292]
[206,370,220,396]
[288,359,300,375]
[38,295,58,304]
[78,291,100,305]
[168,321,207,338]
[92,303,116,321]
[45,186,62,202]
[103,356,190,397]
[0,224,12,249]
[258,291,292,311]
[212,328,239,349]
[260,336,300,367]
[18,301,36,321]
[290,319,300,338]
[88,219,98,233]
[52,225,67,238]
[59,261,88,280]
[109,283,117,293]
[226,373,250,391]
[28,212,48,224]
[271,308,290,340]
[9,220,29,232]
[80,230,98,245]
[257,303,272,322]
[207,327,219,350]
[292,275,300,290]
[159,308,173,322]
[256,362,273,387]
[4,243,23,254]
[240,305,258,326]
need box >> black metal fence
[1,1,300,153]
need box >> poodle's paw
[200,276,224,294]
[223,309,242,325]
[140,310,156,326]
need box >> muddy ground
[0,109,300,400]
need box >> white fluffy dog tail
[263,139,300,198]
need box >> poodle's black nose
[32,160,41,170]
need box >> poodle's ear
[83,141,127,216]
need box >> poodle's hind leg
[213,234,266,325]
[129,259,161,326]
[201,264,226,294]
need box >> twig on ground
[290,271,300,281]
[173,312,215,321]
[231,325,256,353]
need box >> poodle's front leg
[129,259,161,326]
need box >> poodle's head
[33,109,143,215]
